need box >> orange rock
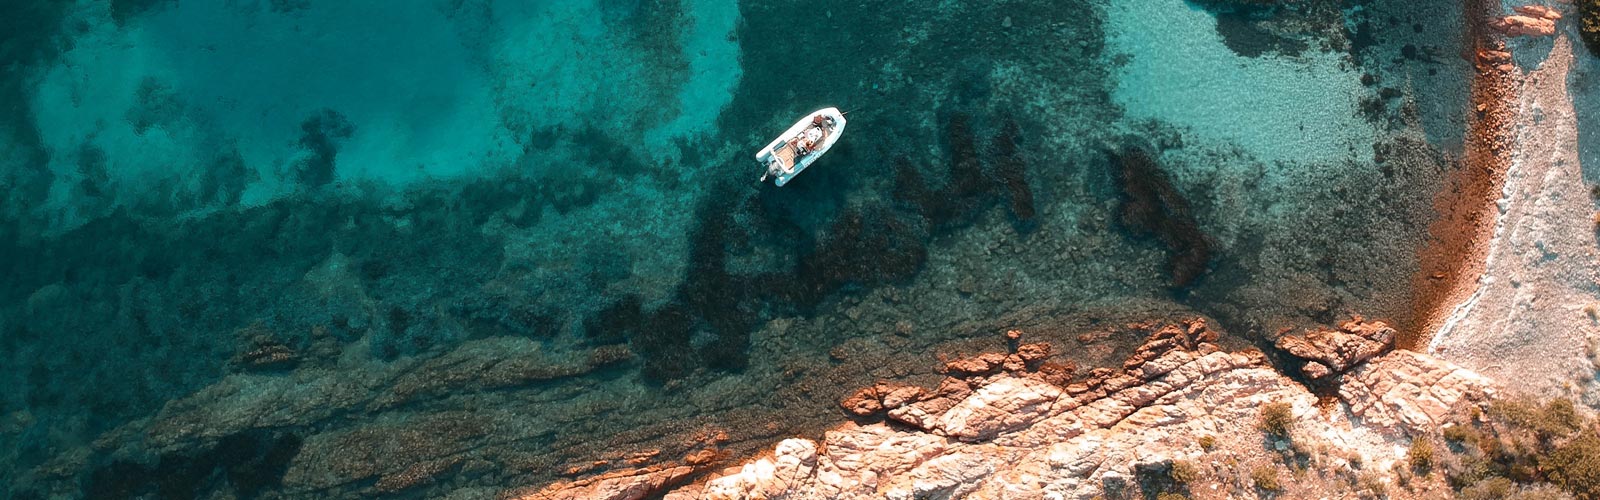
[1016,342,1051,363]
[944,352,1008,376]
[1492,15,1556,37]
[624,450,661,466]
[1036,360,1077,386]
[1274,320,1396,379]
[684,449,718,465]
[517,465,696,500]
[840,386,884,416]
[1513,4,1562,20]
[1476,49,1512,65]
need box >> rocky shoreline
[529,319,1497,499]
[5,1,1597,498]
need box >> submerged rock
[1493,5,1563,37]
[1108,147,1213,291]
[235,340,299,372]
[1492,15,1558,37]
[1514,5,1563,21]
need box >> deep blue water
[0,0,1473,497]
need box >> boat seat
[773,143,797,170]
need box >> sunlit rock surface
[540,322,1494,499]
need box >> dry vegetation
[1130,395,1600,498]
[1258,402,1295,439]
[1426,397,1600,499]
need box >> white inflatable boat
[756,107,847,186]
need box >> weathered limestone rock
[885,377,972,430]
[699,439,817,500]
[1339,349,1496,434]
[840,382,928,417]
[934,376,1061,442]
[1275,318,1395,379]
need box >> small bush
[1446,453,1490,490]
[1198,435,1216,451]
[1489,398,1581,440]
[1460,477,1514,500]
[1252,465,1282,491]
[1541,399,1583,435]
[1488,399,1537,427]
[1356,472,1387,498]
[1169,460,1200,484]
[1259,402,1294,438]
[1546,429,1600,499]
[1155,493,1189,500]
[1409,437,1436,475]
[1443,425,1476,446]
[1448,394,1600,499]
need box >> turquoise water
[0,0,1472,497]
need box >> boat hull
[755,107,847,187]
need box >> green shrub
[1541,399,1583,436]
[1409,437,1436,475]
[1446,453,1490,490]
[1259,402,1294,438]
[1489,398,1582,440]
[1155,493,1189,500]
[1169,460,1200,484]
[1487,399,1539,427]
[1443,425,1476,446]
[1448,395,1600,499]
[1198,435,1216,451]
[1546,429,1600,499]
[1252,465,1282,491]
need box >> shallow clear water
[0,0,1473,497]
